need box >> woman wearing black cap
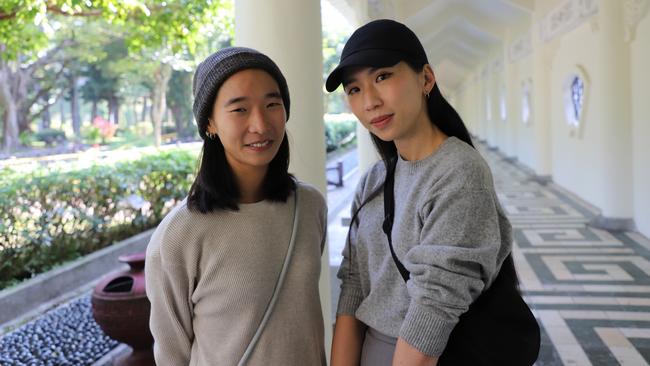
[145,47,327,365]
[327,20,539,366]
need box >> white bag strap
[238,188,300,366]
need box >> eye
[267,102,282,108]
[229,107,247,113]
[376,72,391,82]
[345,86,360,96]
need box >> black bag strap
[382,158,410,283]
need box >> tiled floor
[328,142,650,365]
[480,143,650,366]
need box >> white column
[530,7,554,181]
[504,31,519,159]
[357,124,380,174]
[235,0,333,358]
[343,8,380,175]
[593,0,633,221]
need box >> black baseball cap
[325,19,429,92]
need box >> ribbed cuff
[399,301,457,357]
[336,287,364,316]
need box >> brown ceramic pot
[91,252,155,366]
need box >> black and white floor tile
[480,144,650,366]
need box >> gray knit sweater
[337,137,512,357]
[145,182,327,366]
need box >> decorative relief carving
[540,0,599,42]
[579,0,599,17]
[368,0,395,20]
[492,59,504,73]
[509,32,532,63]
[624,0,650,41]
[481,66,489,79]
[563,65,590,138]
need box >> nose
[248,107,270,134]
[363,86,382,112]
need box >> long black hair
[187,132,295,213]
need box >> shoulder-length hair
[186,132,295,213]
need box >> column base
[530,174,552,185]
[589,215,636,232]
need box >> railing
[327,160,344,187]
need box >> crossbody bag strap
[238,187,300,366]
[382,158,410,283]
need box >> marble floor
[481,143,650,366]
[328,141,650,366]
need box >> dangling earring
[425,90,430,99]
[205,130,216,140]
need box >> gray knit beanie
[192,47,290,140]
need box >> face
[342,61,434,143]
[207,69,286,177]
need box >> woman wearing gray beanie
[145,47,327,365]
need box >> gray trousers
[360,328,397,366]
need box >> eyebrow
[342,67,382,88]
[224,92,283,107]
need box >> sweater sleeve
[145,224,195,366]
[399,188,504,357]
[335,177,369,316]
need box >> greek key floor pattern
[479,143,650,366]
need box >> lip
[369,114,393,129]
[244,139,274,152]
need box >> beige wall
[549,20,603,209]
[450,0,647,237]
[631,12,650,236]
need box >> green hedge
[325,114,357,153]
[0,149,197,290]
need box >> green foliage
[324,113,357,153]
[322,28,349,114]
[33,128,66,146]
[81,125,101,144]
[18,130,34,146]
[0,148,197,289]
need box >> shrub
[0,149,197,289]
[324,113,357,153]
[33,129,67,146]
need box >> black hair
[186,132,295,213]
[345,60,519,287]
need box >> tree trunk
[171,105,183,137]
[152,64,172,147]
[70,74,81,141]
[114,98,120,125]
[130,100,138,126]
[141,96,148,122]
[41,104,51,129]
[0,67,19,152]
[91,100,98,121]
[59,99,66,126]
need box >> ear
[207,119,218,135]
[423,64,436,93]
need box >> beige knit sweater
[145,182,327,366]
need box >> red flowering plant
[92,116,118,144]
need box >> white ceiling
[327,0,534,93]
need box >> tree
[1,0,234,150]
[322,28,349,114]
